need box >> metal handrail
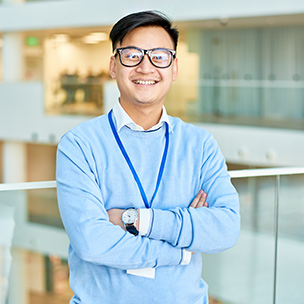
[0,180,56,191]
[229,167,304,178]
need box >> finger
[190,190,203,208]
[203,202,209,208]
[196,191,207,208]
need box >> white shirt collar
[112,100,173,133]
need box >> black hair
[109,10,179,52]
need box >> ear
[109,56,117,79]
[172,58,178,81]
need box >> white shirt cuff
[138,208,151,236]
[181,250,192,265]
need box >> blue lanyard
[108,109,169,208]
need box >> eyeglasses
[113,47,176,69]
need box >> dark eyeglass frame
[113,47,176,69]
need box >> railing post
[273,175,280,304]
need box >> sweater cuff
[138,208,151,236]
[180,250,192,265]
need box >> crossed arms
[107,189,209,232]
[56,131,240,270]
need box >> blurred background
[0,0,304,303]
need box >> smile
[133,80,157,85]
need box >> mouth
[133,80,158,85]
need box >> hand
[189,190,208,256]
[107,208,125,230]
[190,190,208,208]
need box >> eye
[153,54,168,60]
[129,53,141,59]
[124,50,142,61]
[151,51,170,62]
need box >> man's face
[109,26,178,109]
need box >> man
[56,10,240,304]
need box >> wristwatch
[121,208,139,235]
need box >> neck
[120,101,163,130]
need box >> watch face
[122,208,138,225]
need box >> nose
[136,54,156,73]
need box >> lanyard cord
[108,110,169,208]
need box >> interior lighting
[52,34,71,43]
[82,32,108,44]
[90,32,108,41]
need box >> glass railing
[0,167,304,304]
[0,181,70,304]
[203,167,304,304]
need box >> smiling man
[56,11,240,304]
[109,25,178,129]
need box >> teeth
[134,80,156,85]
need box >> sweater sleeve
[56,132,184,269]
[141,135,240,254]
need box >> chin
[135,99,160,106]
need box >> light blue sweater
[56,112,240,304]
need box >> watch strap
[125,224,139,236]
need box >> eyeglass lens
[119,48,173,68]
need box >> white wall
[1,0,304,32]
[198,122,304,167]
[0,82,89,143]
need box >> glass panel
[202,176,277,304]
[276,175,304,303]
[28,189,63,228]
[0,189,70,304]
[0,36,2,82]
[44,32,112,116]
[164,26,304,130]
[0,141,3,183]
[181,84,304,130]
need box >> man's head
[109,11,179,113]
[110,10,179,52]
